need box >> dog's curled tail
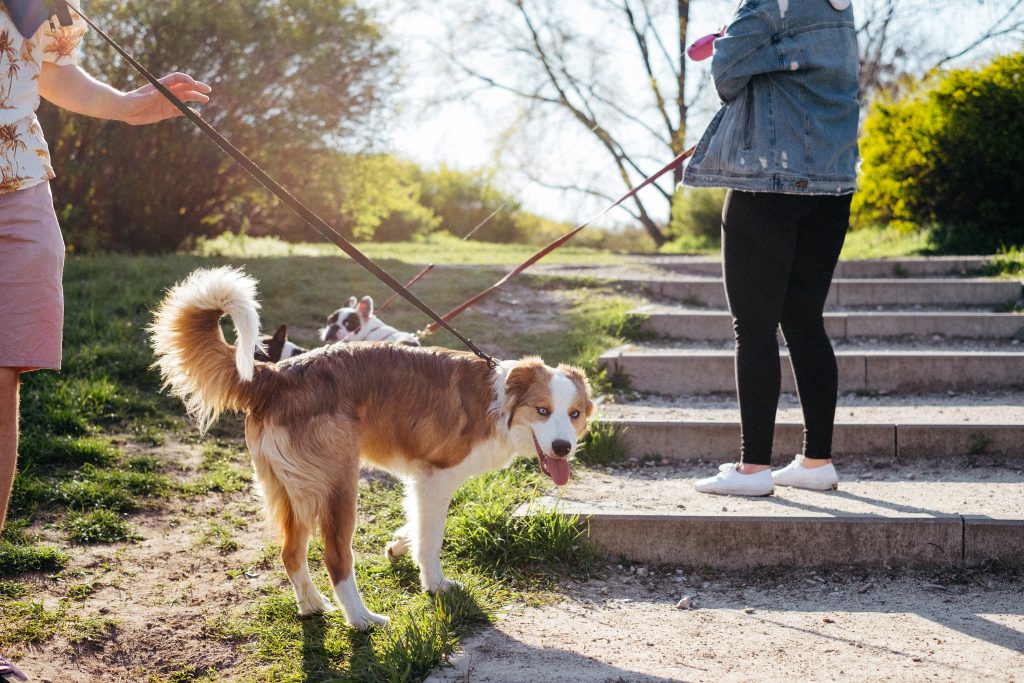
[149,266,263,433]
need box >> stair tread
[605,341,1024,355]
[598,394,1024,426]
[534,460,1024,520]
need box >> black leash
[58,1,500,367]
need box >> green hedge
[854,52,1024,253]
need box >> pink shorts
[0,182,65,372]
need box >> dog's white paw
[385,536,410,562]
[347,611,390,631]
[297,592,337,617]
[428,578,464,595]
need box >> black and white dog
[320,296,420,346]
[255,325,308,363]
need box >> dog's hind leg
[281,510,335,616]
[408,472,464,594]
[322,478,389,631]
[256,459,335,617]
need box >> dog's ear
[344,296,358,309]
[559,364,596,418]
[357,296,374,319]
[503,358,545,428]
[272,325,288,345]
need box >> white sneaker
[694,463,773,496]
[772,455,839,490]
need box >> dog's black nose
[552,439,572,457]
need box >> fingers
[156,72,212,104]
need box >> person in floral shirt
[0,4,210,679]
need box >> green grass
[208,463,590,682]
[576,421,627,467]
[0,599,115,651]
[985,245,1024,278]
[194,231,631,267]
[0,526,71,574]
[63,509,138,545]
[840,224,939,260]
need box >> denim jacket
[683,0,860,195]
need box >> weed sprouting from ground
[577,421,627,467]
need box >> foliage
[984,245,1024,278]
[854,52,1024,252]
[576,421,626,467]
[665,186,726,252]
[839,223,938,260]
[40,0,396,252]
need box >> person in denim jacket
[684,0,860,496]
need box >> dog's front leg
[408,473,463,594]
[385,523,411,561]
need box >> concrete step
[533,256,997,281]
[634,307,1024,341]
[646,255,995,279]
[526,460,1024,568]
[597,419,1024,462]
[639,277,1021,309]
[597,394,1024,461]
[600,346,1024,394]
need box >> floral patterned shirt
[0,0,85,194]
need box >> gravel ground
[426,566,1024,683]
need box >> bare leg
[0,368,21,536]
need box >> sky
[373,0,1023,229]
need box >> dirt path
[427,566,1024,682]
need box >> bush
[664,186,725,252]
[854,52,1024,253]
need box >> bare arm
[39,63,211,125]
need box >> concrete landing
[525,460,1024,568]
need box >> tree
[854,52,1024,252]
[40,0,396,252]
[435,0,702,247]
[426,0,1024,248]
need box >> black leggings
[721,190,852,466]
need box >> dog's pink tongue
[547,457,571,486]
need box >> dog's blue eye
[570,410,580,419]
[537,407,549,416]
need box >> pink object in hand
[687,31,722,62]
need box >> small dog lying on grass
[320,295,420,346]
[150,267,594,630]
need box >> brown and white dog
[149,267,593,630]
